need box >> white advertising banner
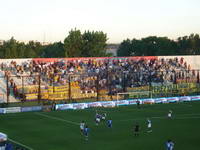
[55,104,73,110]
[115,100,129,106]
[141,98,155,104]
[87,102,102,108]
[179,96,191,102]
[0,108,6,114]
[73,103,88,110]
[5,107,21,113]
[101,101,116,108]
[166,97,179,103]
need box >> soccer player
[170,140,175,150]
[107,118,112,128]
[80,121,85,135]
[136,100,140,109]
[95,113,101,126]
[101,113,107,121]
[147,118,152,132]
[165,139,174,150]
[83,126,90,141]
[134,123,140,136]
[168,110,173,119]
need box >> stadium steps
[0,71,18,103]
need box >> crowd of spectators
[0,57,198,98]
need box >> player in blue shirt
[165,140,174,150]
[83,126,90,141]
[107,119,112,128]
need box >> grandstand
[0,56,200,104]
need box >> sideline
[35,112,79,126]
[8,138,34,150]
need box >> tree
[64,29,83,57]
[42,42,65,58]
[17,42,26,58]
[117,36,181,56]
[64,29,108,57]
[117,39,133,56]
[82,31,108,57]
[3,37,18,58]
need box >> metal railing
[0,69,199,104]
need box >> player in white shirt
[101,113,106,121]
[80,121,85,134]
[168,110,173,119]
[147,118,152,132]
[95,114,101,125]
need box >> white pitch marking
[35,112,79,126]
[8,138,34,150]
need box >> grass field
[0,101,200,150]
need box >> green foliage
[64,29,108,57]
[0,32,200,58]
[64,28,83,57]
[42,42,65,58]
[117,34,200,56]
[82,31,108,57]
[0,37,45,58]
[117,39,133,56]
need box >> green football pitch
[1,102,200,150]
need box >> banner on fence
[166,97,179,103]
[21,106,42,112]
[101,101,115,108]
[73,103,88,110]
[116,100,129,106]
[56,104,73,110]
[87,102,102,108]
[141,99,155,104]
[179,96,191,102]
[0,108,6,114]
[190,96,200,101]
[5,107,21,113]
[128,100,140,105]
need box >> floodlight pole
[6,75,9,104]
[22,76,25,102]
[96,74,99,101]
[68,75,71,102]
[38,74,41,103]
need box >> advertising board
[21,106,42,112]
[56,104,73,110]
[5,107,21,113]
[73,103,88,110]
[115,100,129,106]
[0,108,6,114]
[179,96,191,102]
[87,102,102,108]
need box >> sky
[0,0,200,43]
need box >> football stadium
[0,56,200,150]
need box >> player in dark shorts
[134,123,140,136]
[136,100,140,109]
